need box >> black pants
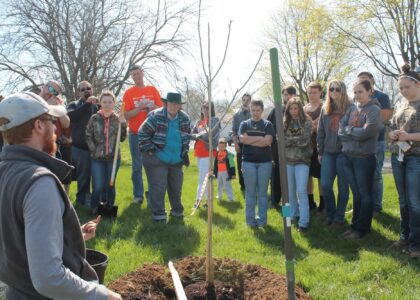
[271,160,282,206]
[236,153,245,189]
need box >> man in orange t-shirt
[123,65,162,204]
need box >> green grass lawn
[72,141,420,299]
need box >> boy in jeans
[213,138,236,201]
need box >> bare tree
[187,0,263,288]
[0,0,195,100]
[263,0,353,99]
[334,0,420,78]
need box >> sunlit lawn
[72,141,420,299]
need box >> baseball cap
[0,92,66,131]
[218,137,227,143]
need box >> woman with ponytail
[389,64,420,258]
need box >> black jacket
[213,150,236,180]
[67,99,98,149]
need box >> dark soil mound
[108,256,310,299]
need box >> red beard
[43,130,57,155]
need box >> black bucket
[86,249,109,284]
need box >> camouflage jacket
[284,118,313,165]
[85,112,127,160]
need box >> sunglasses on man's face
[80,86,92,92]
[40,115,58,125]
[329,87,341,93]
[47,85,60,96]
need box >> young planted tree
[190,0,263,288]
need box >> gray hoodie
[338,100,382,157]
[317,103,356,155]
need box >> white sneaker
[133,197,143,204]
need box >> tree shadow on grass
[373,211,400,235]
[133,216,200,263]
[197,209,235,229]
[251,224,309,259]
[218,200,243,213]
[302,214,420,270]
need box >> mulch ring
[108,256,310,299]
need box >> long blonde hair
[325,80,351,115]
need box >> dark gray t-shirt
[239,118,275,163]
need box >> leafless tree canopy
[0,0,195,100]
[334,0,420,78]
[264,0,352,99]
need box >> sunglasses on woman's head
[47,85,60,96]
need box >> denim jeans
[321,152,349,223]
[287,164,310,228]
[128,132,144,199]
[242,161,272,226]
[71,146,91,205]
[373,141,386,212]
[91,159,120,210]
[391,154,420,251]
[343,154,376,236]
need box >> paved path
[383,156,392,173]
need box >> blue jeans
[91,159,120,210]
[287,164,310,228]
[373,141,386,212]
[128,132,144,199]
[71,146,91,205]
[242,161,272,227]
[391,154,420,251]
[321,153,349,223]
[343,154,376,236]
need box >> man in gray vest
[0,92,121,299]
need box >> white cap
[0,92,66,131]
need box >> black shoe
[318,196,325,212]
[298,227,308,232]
[308,194,317,211]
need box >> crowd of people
[0,62,419,298]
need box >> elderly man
[139,92,191,222]
[67,81,98,205]
[0,92,121,299]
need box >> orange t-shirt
[194,119,217,158]
[216,151,227,172]
[123,85,162,133]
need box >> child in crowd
[85,91,127,216]
[284,98,313,232]
[213,137,236,202]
